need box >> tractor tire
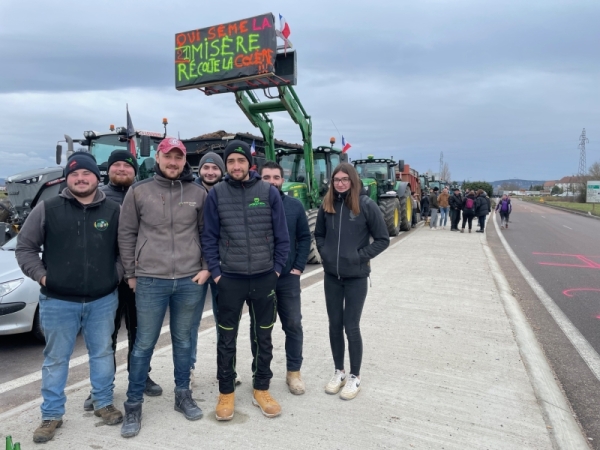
[379,198,400,236]
[306,209,322,264]
[400,195,412,231]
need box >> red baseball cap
[157,138,186,155]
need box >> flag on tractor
[126,105,136,156]
[342,136,352,153]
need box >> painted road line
[486,215,588,449]
[542,216,546,219]
[492,214,600,381]
[563,225,573,230]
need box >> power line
[578,128,589,178]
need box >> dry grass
[523,197,600,216]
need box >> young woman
[461,190,477,233]
[495,194,512,229]
[475,189,491,233]
[314,163,389,400]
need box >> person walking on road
[411,191,420,228]
[315,163,389,400]
[437,187,450,229]
[202,140,290,421]
[79,151,163,412]
[420,191,430,225]
[461,190,477,233]
[429,187,440,229]
[449,187,463,231]
[16,153,124,443]
[118,138,210,438]
[475,189,491,233]
[189,151,228,386]
[260,161,311,395]
[495,194,512,229]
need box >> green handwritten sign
[175,13,277,91]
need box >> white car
[0,235,44,341]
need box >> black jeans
[216,271,278,394]
[478,215,487,231]
[461,213,474,230]
[112,280,138,373]
[324,273,368,376]
[450,209,461,230]
[276,273,303,371]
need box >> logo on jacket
[94,219,109,231]
[248,197,266,207]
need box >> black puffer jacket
[315,191,389,279]
[475,194,491,216]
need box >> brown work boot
[286,371,305,395]
[94,404,123,425]
[215,393,235,421]
[252,389,281,418]
[33,419,63,443]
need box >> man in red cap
[118,138,210,438]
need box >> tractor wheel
[379,198,400,236]
[400,194,412,231]
[306,209,322,264]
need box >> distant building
[0,186,6,192]
[543,180,557,189]
[556,176,584,194]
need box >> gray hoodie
[118,163,208,280]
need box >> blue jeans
[126,276,201,404]
[439,207,449,226]
[39,291,118,420]
[190,277,218,369]
[276,274,303,371]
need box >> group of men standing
[16,138,311,443]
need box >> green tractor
[353,157,412,235]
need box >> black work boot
[120,402,142,438]
[174,388,203,421]
[144,376,163,396]
[83,394,93,411]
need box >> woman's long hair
[322,162,361,216]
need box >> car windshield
[354,163,388,179]
[90,135,130,167]
[1,235,17,251]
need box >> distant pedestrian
[429,187,440,229]
[411,191,419,228]
[475,189,491,233]
[315,163,389,400]
[495,194,512,229]
[437,188,450,229]
[420,191,430,224]
[461,190,477,233]
[16,152,124,443]
[449,187,462,231]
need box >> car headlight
[0,278,24,297]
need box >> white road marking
[492,214,600,382]
[541,216,546,219]
[485,216,589,449]
[563,225,573,230]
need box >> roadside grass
[523,197,600,217]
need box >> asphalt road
[0,228,418,416]
[488,199,600,448]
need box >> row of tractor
[1,13,449,254]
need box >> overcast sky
[1,0,598,182]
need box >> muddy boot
[120,402,142,438]
[94,404,123,425]
[286,371,305,395]
[33,420,63,443]
[174,388,203,421]
[253,389,281,418]
[144,376,163,396]
[216,392,235,421]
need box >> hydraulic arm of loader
[235,85,318,207]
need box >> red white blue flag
[279,14,291,39]
[251,140,256,156]
[342,136,351,153]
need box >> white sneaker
[324,370,346,394]
[340,374,361,400]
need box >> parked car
[0,235,44,341]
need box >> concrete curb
[521,200,600,221]
[485,214,590,449]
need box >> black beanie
[107,150,139,175]
[65,152,101,181]
[223,140,252,167]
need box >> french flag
[251,139,256,156]
[279,14,291,39]
[342,136,352,153]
